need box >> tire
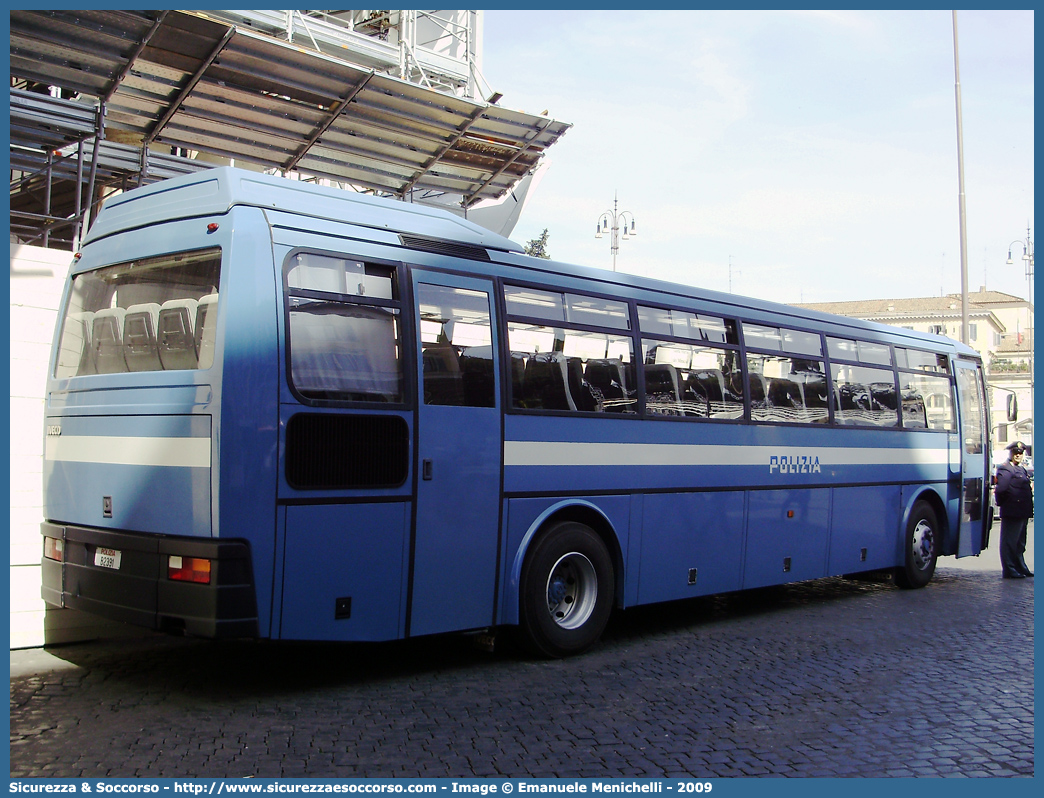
[894,500,939,589]
[519,521,615,658]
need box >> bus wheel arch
[895,495,942,589]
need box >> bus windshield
[54,247,221,378]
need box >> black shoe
[1022,570,1034,577]
[1004,572,1026,579]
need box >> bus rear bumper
[40,522,259,639]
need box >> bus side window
[831,364,899,427]
[748,355,828,424]
[637,306,742,420]
[288,300,402,402]
[742,323,826,425]
[285,254,403,404]
[895,348,953,431]
[505,284,636,416]
[899,373,954,430]
[956,366,985,454]
[507,324,636,414]
[418,283,495,408]
[641,340,743,420]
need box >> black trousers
[999,516,1030,576]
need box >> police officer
[996,440,1034,579]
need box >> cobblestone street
[10,548,1034,779]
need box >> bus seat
[459,346,495,407]
[523,353,574,411]
[645,363,680,413]
[684,369,725,416]
[797,373,829,408]
[566,357,597,412]
[622,362,637,397]
[720,361,744,403]
[63,311,96,376]
[768,378,801,408]
[838,383,871,411]
[584,359,625,411]
[422,342,464,405]
[510,352,527,407]
[158,298,199,370]
[843,383,879,425]
[870,382,898,411]
[748,373,767,403]
[901,394,928,428]
[645,364,680,396]
[195,294,218,369]
[693,369,725,400]
[91,308,128,374]
[124,303,163,372]
[585,359,624,399]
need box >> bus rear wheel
[519,521,614,658]
[895,500,938,589]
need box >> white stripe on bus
[503,441,949,468]
[45,436,211,468]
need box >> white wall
[9,243,136,648]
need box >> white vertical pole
[953,11,970,345]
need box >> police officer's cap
[1007,440,1028,454]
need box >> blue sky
[480,9,1034,305]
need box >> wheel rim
[545,552,598,630]
[910,518,935,571]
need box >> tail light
[168,555,211,584]
[43,537,64,562]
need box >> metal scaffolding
[9,9,570,250]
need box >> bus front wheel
[895,500,938,589]
[519,521,614,658]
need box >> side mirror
[1007,393,1019,423]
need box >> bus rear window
[54,248,221,378]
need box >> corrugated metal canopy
[9,9,570,238]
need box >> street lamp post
[595,193,636,272]
[1006,225,1034,445]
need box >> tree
[524,228,550,259]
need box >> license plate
[94,547,122,570]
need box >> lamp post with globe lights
[1006,225,1034,445]
[595,193,636,272]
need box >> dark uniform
[995,441,1034,579]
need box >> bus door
[410,271,502,636]
[954,360,989,556]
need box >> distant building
[794,287,1033,449]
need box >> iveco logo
[46,425,62,437]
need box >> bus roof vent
[399,234,491,262]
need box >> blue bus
[41,168,992,657]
